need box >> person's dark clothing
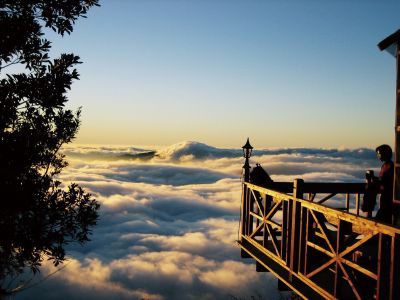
[250,164,273,187]
[362,182,377,213]
[375,161,394,223]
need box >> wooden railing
[238,180,400,300]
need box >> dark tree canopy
[0,0,100,295]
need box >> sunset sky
[48,0,400,149]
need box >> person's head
[376,144,393,162]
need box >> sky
[45,0,400,149]
[15,142,381,300]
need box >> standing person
[374,144,394,224]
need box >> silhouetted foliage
[0,0,100,296]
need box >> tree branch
[5,261,71,296]
[0,57,22,71]
[44,142,63,176]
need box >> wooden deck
[238,180,400,300]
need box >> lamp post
[378,29,400,226]
[240,138,253,255]
[242,138,253,183]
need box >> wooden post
[240,184,252,258]
[298,206,308,275]
[290,179,304,276]
[240,139,253,258]
[394,42,400,226]
[391,233,400,300]
[281,199,289,263]
[355,193,360,216]
[241,138,252,237]
[248,189,254,237]
[241,167,250,237]
[345,193,350,212]
[240,184,247,237]
[377,233,391,300]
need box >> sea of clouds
[17,141,381,300]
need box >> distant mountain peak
[156,141,239,160]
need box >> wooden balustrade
[238,180,400,300]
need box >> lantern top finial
[242,138,253,150]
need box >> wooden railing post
[355,193,360,216]
[290,179,304,276]
[281,199,289,262]
[377,233,391,300]
[345,193,350,212]
[247,188,254,237]
[240,138,252,239]
[240,183,247,238]
[240,183,252,258]
[391,233,400,300]
[298,206,308,275]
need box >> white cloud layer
[17,141,380,300]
